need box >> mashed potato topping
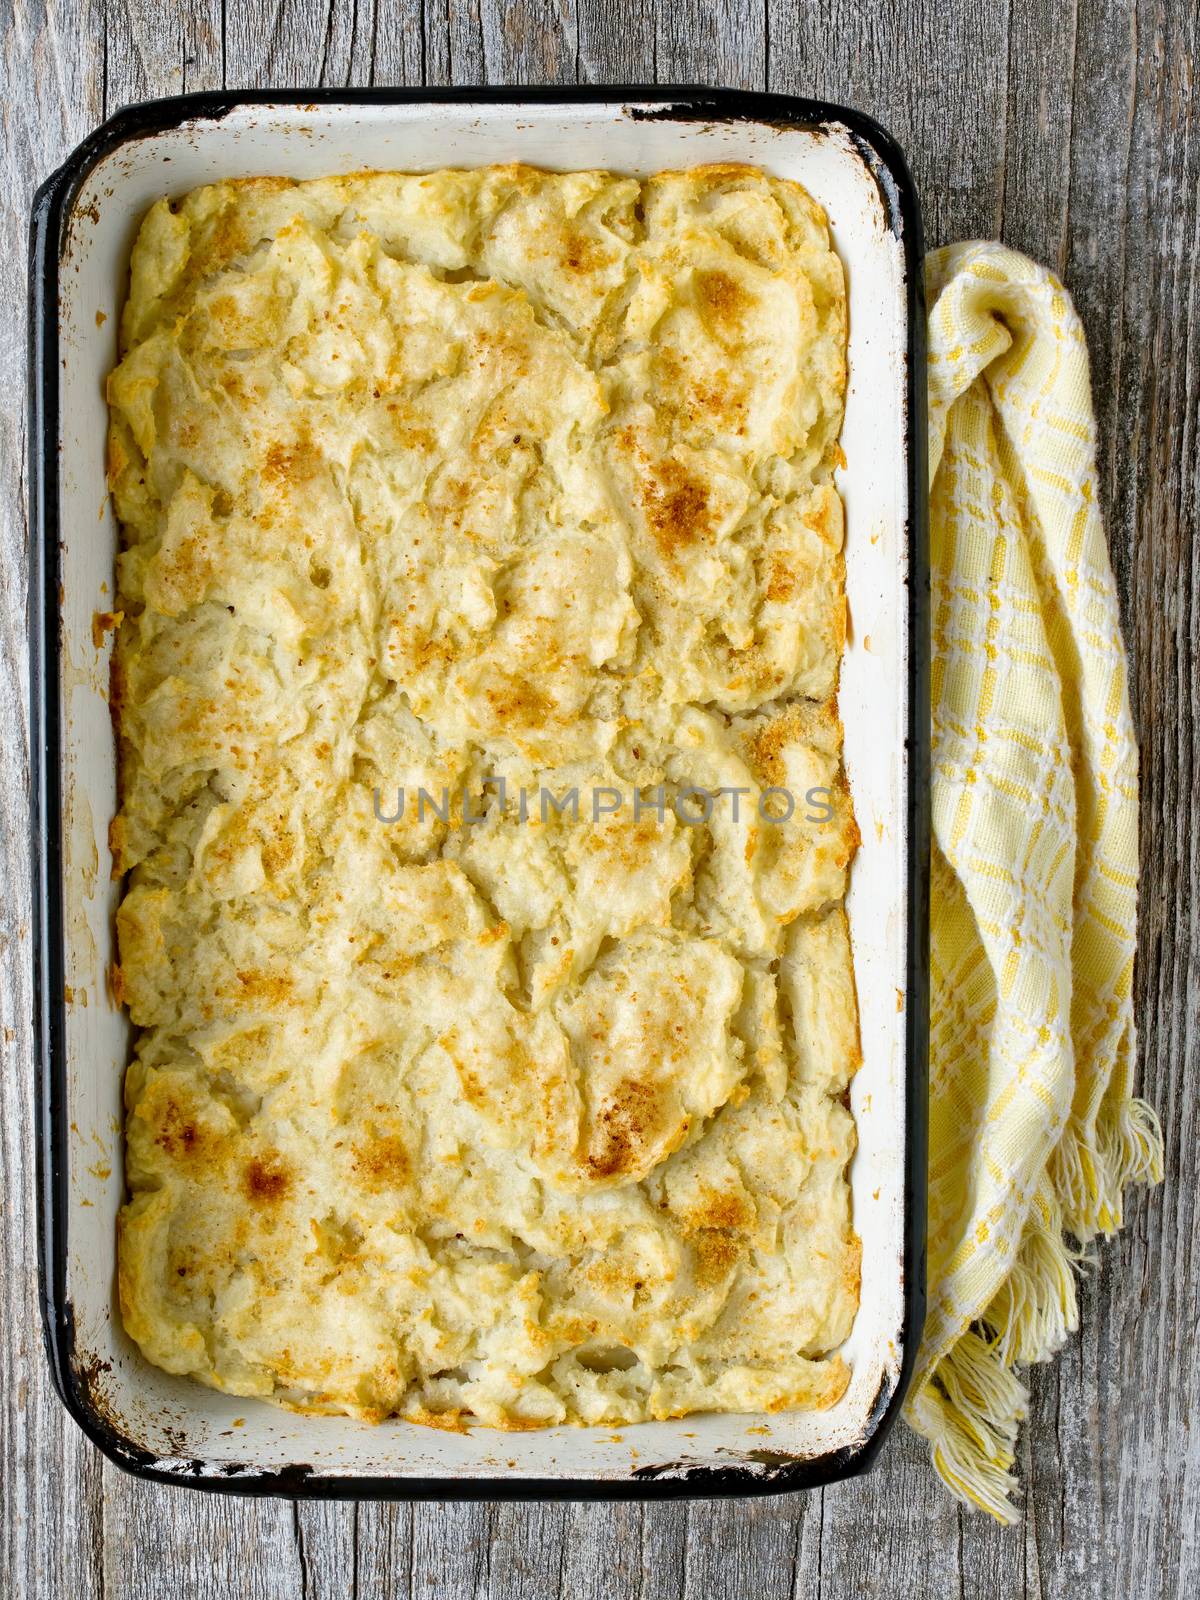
[108,164,861,1425]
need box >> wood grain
[1,1,1196,1596]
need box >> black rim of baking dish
[28,83,930,1501]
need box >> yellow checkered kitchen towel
[902,243,1163,1519]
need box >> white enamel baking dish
[29,87,929,1498]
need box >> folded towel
[903,243,1163,1520]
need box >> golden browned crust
[109,164,860,1428]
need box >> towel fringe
[910,1109,1163,1519]
[911,1333,1027,1524]
[1051,1098,1163,1241]
[981,1195,1080,1365]
[1110,1096,1165,1190]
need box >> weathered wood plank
[103,0,224,101]
[288,1500,358,1599]
[1059,2,1200,1597]
[424,1,486,88]
[485,1501,571,1596]
[370,0,424,89]
[655,0,764,90]
[408,1500,489,1598]
[558,1504,652,1600]
[638,1501,690,1600]
[478,0,578,83]
[1,4,108,1594]
[102,1480,306,1599]
[578,0,655,85]
[223,0,378,89]
[999,0,1077,271]
[679,1494,812,1600]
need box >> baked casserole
[106,163,861,1426]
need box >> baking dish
[29,86,929,1498]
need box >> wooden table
[2,3,1196,1595]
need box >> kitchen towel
[905,242,1163,1520]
